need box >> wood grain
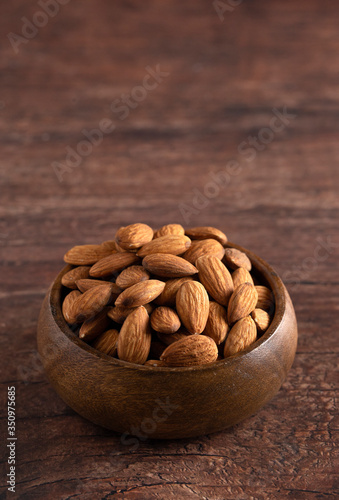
[1,0,338,498]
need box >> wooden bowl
[37,243,298,439]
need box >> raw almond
[223,248,252,271]
[107,303,153,324]
[232,267,254,288]
[255,285,275,311]
[185,226,227,245]
[160,335,218,366]
[137,235,191,258]
[61,266,90,289]
[115,265,150,289]
[153,224,185,238]
[76,279,121,298]
[154,276,194,306]
[224,316,257,357]
[62,290,82,324]
[117,306,151,364]
[156,328,192,346]
[251,308,271,333]
[176,281,209,334]
[91,329,119,356]
[79,308,111,341]
[227,282,258,324]
[182,239,225,264]
[100,240,118,252]
[89,252,139,278]
[115,223,153,250]
[115,280,165,307]
[75,284,115,322]
[196,255,234,306]
[142,253,198,278]
[203,301,229,345]
[150,306,181,334]
[64,244,113,265]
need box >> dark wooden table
[1,0,338,498]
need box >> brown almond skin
[142,254,198,278]
[196,255,234,306]
[203,301,229,345]
[176,281,209,334]
[255,285,275,312]
[117,306,151,364]
[251,308,271,333]
[61,266,90,289]
[79,308,111,342]
[64,244,113,265]
[76,279,122,297]
[153,224,185,238]
[75,284,115,322]
[115,265,150,290]
[115,223,153,250]
[91,329,119,356]
[223,248,252,272]
[137,235,191,258]
[150,306,181,334]
[185,226,227,245]
[160,335,218,367]
[62,290,82,324]
[107,303,153,324]
[224,316,257,357]
[156,328,192,346]
[182,239,225,264]
[99,240,118,252]
[232,267,254,288]
[227,283,258,324]
[154,277,194,306]
[89,252,140,278]
[115,280,165,307]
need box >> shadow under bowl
[37,242,298,439]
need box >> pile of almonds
[61,224,275,367]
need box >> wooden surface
[1,0,338,498]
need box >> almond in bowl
[37,223,298,438]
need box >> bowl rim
[48,242,286,373]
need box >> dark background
[1,0,338,498]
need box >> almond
[64,244,113,265]
[115,265,150,289]
[203,301,229,345]
[255,285,275,312]
[76,279,121,298]
[100,240,118,252]
[117,306,151,364]
[91,328,119,356]
[61,266,90,289]
[176,281,209,334]
[185,226,227,245]
[62,290,82,324]
[227,282,258,324]
[115,223,153,250]
[232,267,254,288]
[196,255,234,306]
[157,328,192,346]
[142,254,198,278]
[153,224,185,238]
[182,239,225,264]
[75,284,115,322]
[79,308,111,341]
[89,252,140,278]
[160,335,218,366]
[251,308,271,333]
[107,303,153,324]
[223,248,252,271]
[150,306,181,334]
[115,279,165,307]
[137,235,191,258]
[154,276,194,306]
[224,316,257,357]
